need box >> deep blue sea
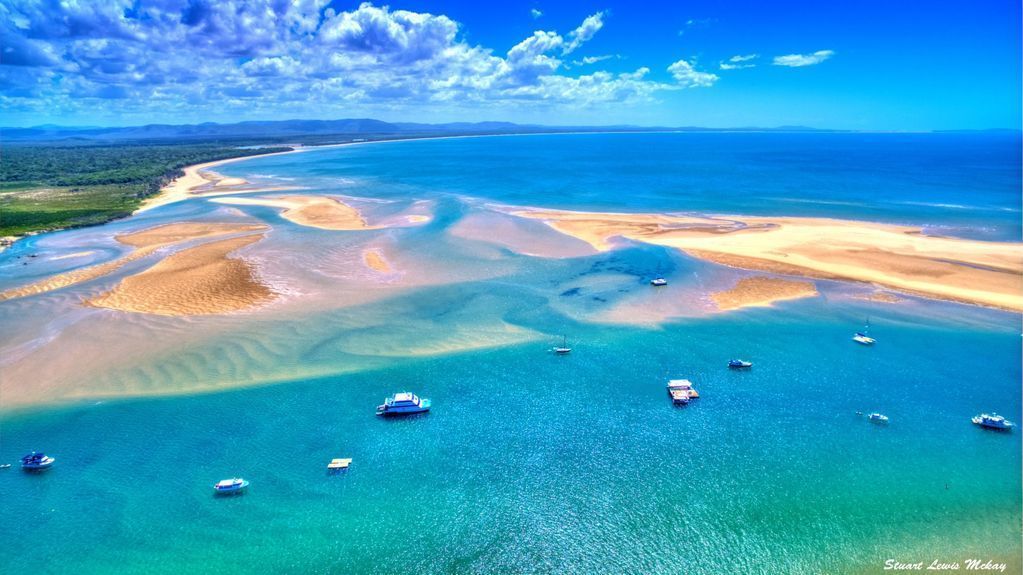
[1,133,1020,574]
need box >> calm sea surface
[1,133,1020,574]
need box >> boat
[670,389,690,405]
[20,452,54,470]
[728,359,752,369]
[0,464,11,469]
[327,458,353,471]
[650,277,668,287]
[552,335,572,355]
[972,413,1015,430]
[867,413,889,423]
[213,478,249,494]
[376,392,431,416]
[667,379,699,399]
[853,319,876,345]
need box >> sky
[1,0,1020,130]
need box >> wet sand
[510,209,1023,311]
[87,233,273,316]
[0,222,267,302]
[711,277,819,311]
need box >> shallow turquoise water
[1,133,1020,573]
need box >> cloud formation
[719,54,758,70]
[0,1,706,122]
[772,50,835,67]
[667,59,718,88]
[531,8,543,19]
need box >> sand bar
[209,195,377,230]
[0,222,267,302]
[363,249,392,273]
[510,208,1023,311]
[87,233,273,316]
[711,277,819,311]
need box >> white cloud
[719,53,759,70]
[772,50,835,67]
[572,54,617,66]
[530,8,543,19]
[667,59,718,88]
[0,3,678,121]
[563,11,605,54]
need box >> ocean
[1,132,1020,574]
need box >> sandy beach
[0,222,267,303]
[510,209,1023,311]
[86,232,272,316]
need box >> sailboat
[852,318,876,345]
[553,335,572,355]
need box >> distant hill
[1,119,849,144]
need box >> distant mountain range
[1,119,853,143]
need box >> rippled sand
[511,208,1023,311]
[87,233,273,316]
[0,222,266,302]
[710,277,819,310]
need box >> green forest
[0,143,291,237]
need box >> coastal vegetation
[0,142,291,237]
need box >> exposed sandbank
[87,233,273,316]
[510,208,1023,311]
[0,222,267,302]
[711,277,819,311]
[209,195,375,230]
[362,249,392,273]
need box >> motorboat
[650,278,668,287]
[972,413,1014,430]
[20,452,54,471]
[728,359,752,369]
[376,392,431,416]
[670,389,690,405]
[867,413,889,423]
[213,478,249,494]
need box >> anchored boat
[972,413,1014,430]
[867,413,889,423]
[650,278,668,287]
[213,478,249,494]
[377,392,431,416]
[552,335,572,355]
[853,319,876,345]
[20,452,54,471]
[728,359,752,369]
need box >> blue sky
[1,0,1020,129]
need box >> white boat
[867,413,888,423]
[667,379,699,399]
[376,392,431,416]
[853,319,876,345]
[650,278,668,287]
[728,359,753,369]
[20,452,54,470]
[670,389,690,405]
[552,335,571,355]
[213,478,249,494]
[972,413,1014,430]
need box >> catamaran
[972,413,1014,430]
[376,392,431,416]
